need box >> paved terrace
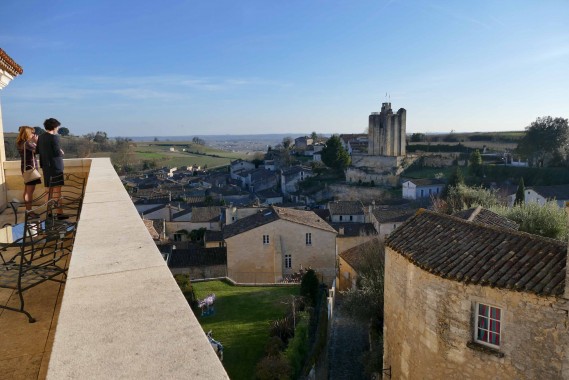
[0,158,228,379]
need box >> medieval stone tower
[368,102,406,157]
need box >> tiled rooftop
[224,205,336,239]
[386,210,567,296]
[340,238,382,271]
[453,206,519,230]
[328,200,365,216]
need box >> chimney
[339,227,344,235]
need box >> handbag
[22,144,41,183]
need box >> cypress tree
[514,177,525,206]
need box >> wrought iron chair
[8,173,86,225]
[0,199,76,322]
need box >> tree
[58,127,70,136]
[93,131,108,144]
[516,116,569,167]
[282,136,293,150]
[300,269,319,306]
[310,131,318,142]
[491,201,568,241]
[443,166,464,198]
[34,126,44,136]
[469,149,482,176]
[514,177,525,206]
[320,134,350,172]
[410,133,425,142]
[192,136,205,145]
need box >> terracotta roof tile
[385,210,567,296]
[223,205,336,239]
[190,206,220,222]
[453,206,519,230]
[328,200,364,215]
[0,49,23,76]
[340,238,382,271]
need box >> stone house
[370,206,417,239]
[223,206,337,285]
[328,200,365,223]
[294,136,313,150]
[189,206,221,231]
[280,165,313,196]
[507,184,569,208]
[331,222,378,255]
[230,159,255,181]
[255,188,283,205]
[337,238,381,291]
[401,178,445,199]
[224,205,265,225]
[204,230,225,248]
[383,210,569,379]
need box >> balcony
[0,158,228,379]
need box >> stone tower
[368,102,406,157]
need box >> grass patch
[402,166,455,179]
[193,280,299,380]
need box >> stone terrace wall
[383,247,569,380]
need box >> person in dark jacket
[37,118,68,219]
[16,126,41,214]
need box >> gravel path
[328,295,369,380]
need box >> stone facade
[368,102,406,157]
[383,247,569,380]
[225,219,337,285]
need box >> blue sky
[1,0,568,137]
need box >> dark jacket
[37,133,64,173]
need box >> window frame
[305,232,312,245]
[284,254,292,269]
[474,302,502,349]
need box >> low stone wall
[171,265,227,280]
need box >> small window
[475,303,501,348]
[339,215,343,221]
[285,254,292,269]
[349,215,353,221]
[263,235,270,245]
[173,233,183,242]
[306,233,312,245]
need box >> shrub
[285,312,310,378]
[300,269,319,306]
[269,315,294,343]
[255,354,292,380]
[174,274,198,308]
[264,336,285,357]
[491,201,568,241]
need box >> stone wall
[225,219,337,285]
[383,247,569,380]
[170,265,227,280]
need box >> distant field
[132,141,251,169]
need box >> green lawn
[402,166,455,179]
[192,281,299,380]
